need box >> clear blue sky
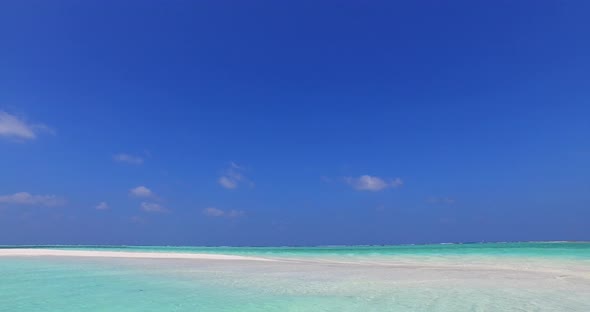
[1,1,589,246]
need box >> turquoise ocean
[1,242,589,311]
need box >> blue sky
[1,1,589,246]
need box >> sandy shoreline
[1,248,588,278]
[0,248,276,262]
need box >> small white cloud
[391,178,404,187]
[0,192,66,207]
[0,111,52,141]
[203,207,225,217]
[218,176,237,189]
[140,202,167,213]
[95,202,109,210]
[203,207,244,218]
[113,153,143,165]
[217,162,253,190]
[344,175,403,191]
[129,186,153,198]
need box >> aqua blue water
[1,242,589,311]
[4,241,590,258]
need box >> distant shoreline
[0,240,588,249]
[0,248,276,261]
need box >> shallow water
[1,243,589,311]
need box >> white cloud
[218,176,237,189]
[113,153,143,165]
[140,202,167,213]
[203,207,244,218]
[218,162,253,190]
[0,192,66,207]
[392,178,404,187]
[129,186,153,198]
[344,175,403,191]
[95,202,109,210]
[203,207,225,217]
[0,111,52,141]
